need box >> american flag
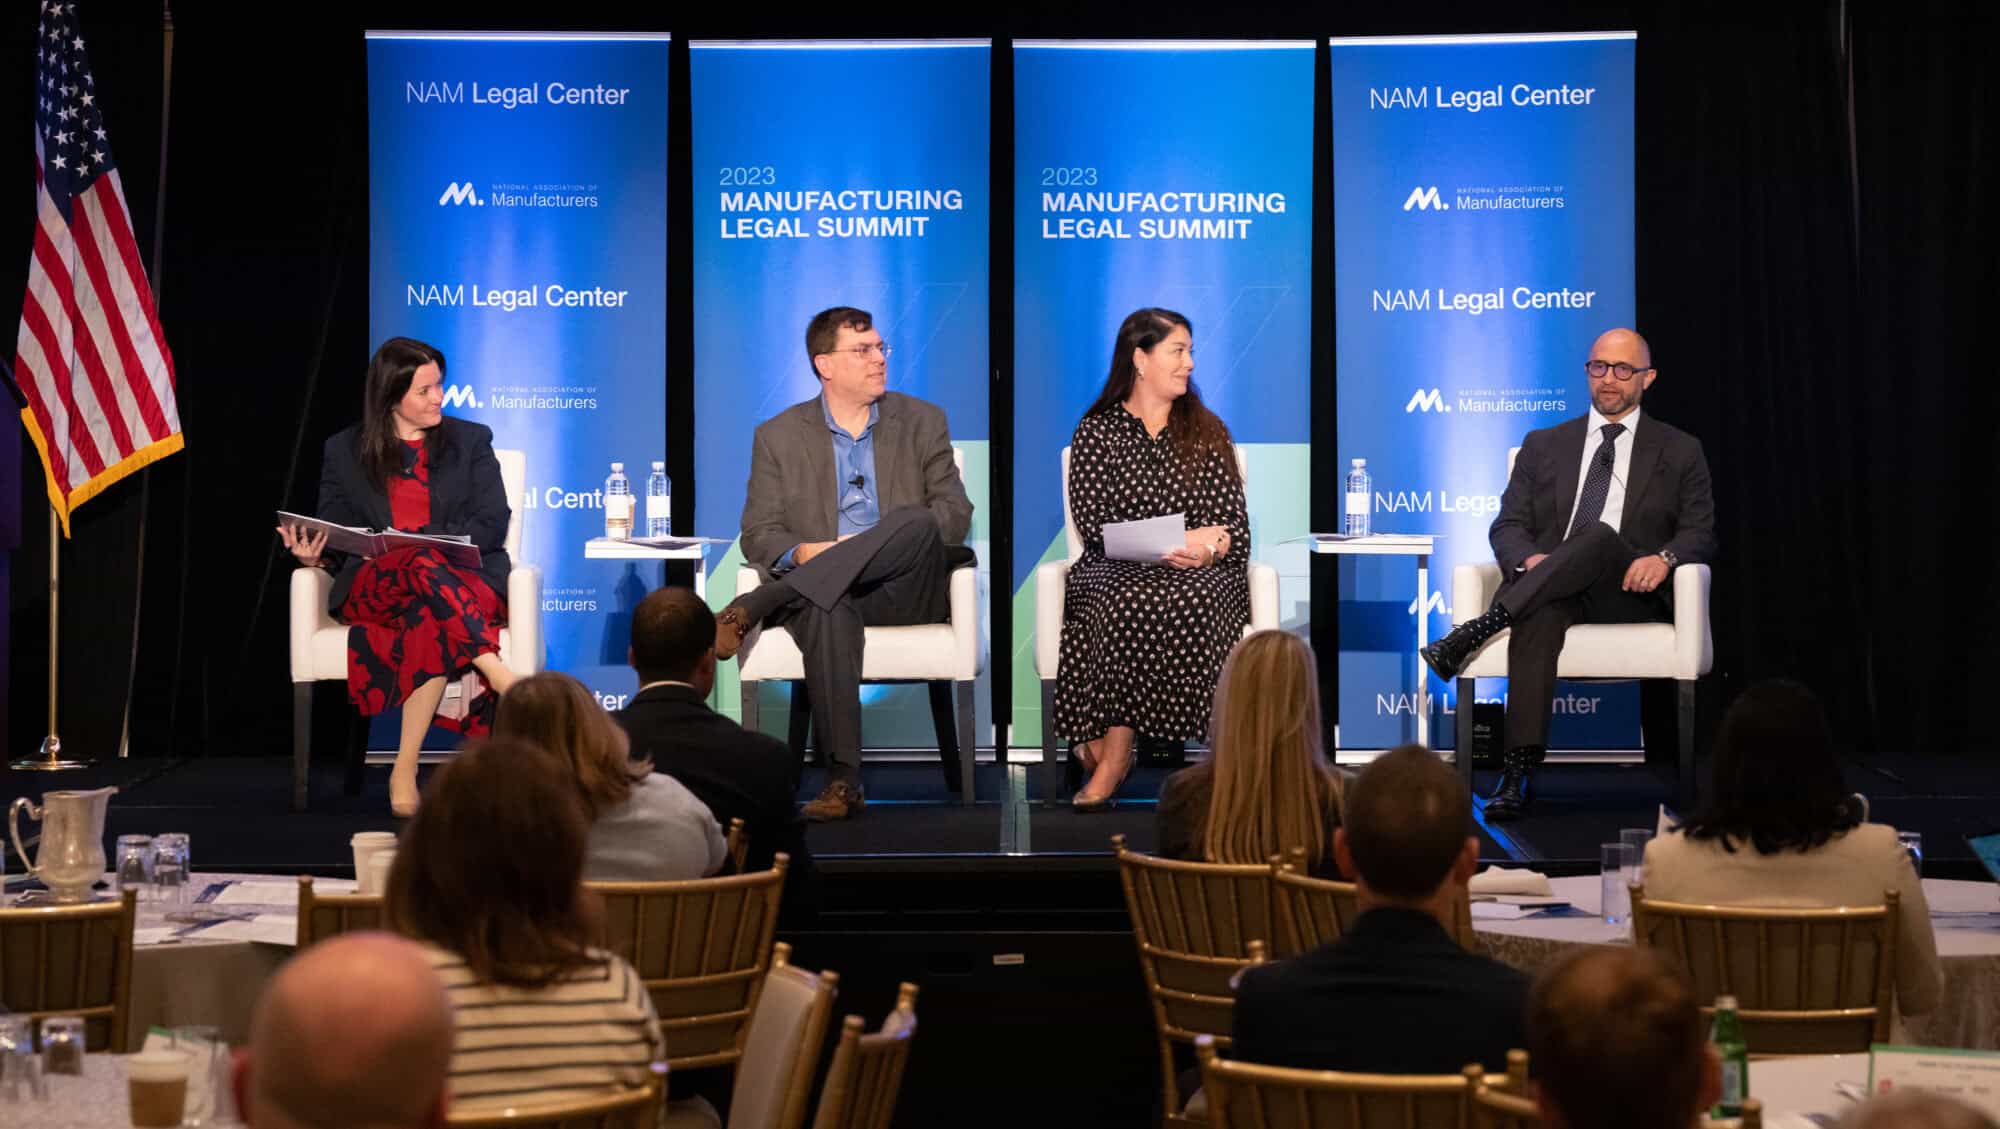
[14,0,181,537]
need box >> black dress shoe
[1421,605,1512,682]
[1483,745,1544,823]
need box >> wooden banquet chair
[0,888,136,1052]
[1447,448,1712,809]
[295,875,385,948]
[660,942,840,1129]
[808,983,921,1129]
[1113,835,1275,1125]
[444,1061,667,1129]
[1470,1051,1538,1129]
[1631,885,1899,1055]
[1269,848,1478,958]
[1036,446,1281,801]
[587,856,789,1078]
[1196,1037,1491,1129]
[723,817,748,875]
[734,447,984,804]
[289,446,544,811]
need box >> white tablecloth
[1475,876,2000,1049]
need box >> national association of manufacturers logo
[1402,185,1448,212]
[439,182,483,207]
[442,384,482,409]
[1405,388,1450,413]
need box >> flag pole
[0,357,82,771]
[117,0,175,761]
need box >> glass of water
[115,835,155,899]
[1601,842,1632,925]
[1897,830,1923,875]
[152,834,191,915]
[1620,827,1655,888]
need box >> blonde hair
[1201,630,1342,870]
[492,671,648,819]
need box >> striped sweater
[419,943,665,1111]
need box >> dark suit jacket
[315,415,513,615]
[614,684,820,926]
[1231,907,1530,1074]
[1489,412,1717,578]
[739,391,973,573]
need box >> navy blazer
[1488,412,1718,578]
[315,415,513,615]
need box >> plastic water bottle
[645,461,672,538]
[604,462,634,540]
[1344,458,1372,537]
[1708,995,1749,1118]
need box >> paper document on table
[210,881,303,906]
[1102,514,1186,562]
[192,915,299,946]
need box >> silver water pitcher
[8,787,118,902]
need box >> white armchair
[1448,450,1712,807]
[733,447,985,805]
[288,448,544,811]
[1034,446,1281,799]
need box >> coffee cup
[367,849,397,899]
[127,1050,193,1128]
[351,831,397,894]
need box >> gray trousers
[739,507,951,779]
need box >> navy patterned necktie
[1565,423,1627,538]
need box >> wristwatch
[1657,548,1680,569]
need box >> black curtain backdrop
[5,1,1993,765]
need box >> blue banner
[690,41,992,742]
[366,32,671,711]
[1329,32,1638,749]
[1012,41,1316,748]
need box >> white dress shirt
[1567,406,1640,535]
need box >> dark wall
[5,1,1994,764]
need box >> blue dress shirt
[775,394,880,572]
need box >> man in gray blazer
[1421,328,1717,821]
[715,306,974,821]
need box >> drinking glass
[1620,828,1655,887]
[171,1024,225,1127]
[1897,830,1923,875]
[115,834,156,899]
[0,1012,46,1102]
[153,833,191,915]
[126,1049,193,1129]
[37,1016,83,1076]
[1600,842,1632,925]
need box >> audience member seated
[1528,947,1719,1129]
[1231,744,1528,1073]
[1645,679,1942,1017]
[615,586,822,925]
[385,738,666,1112]
[1844,1092,2000,1129]
[1156,630,1346,876]
[496,669,727,880]
[233,931,454,1129]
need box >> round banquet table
[1475,875,2000,1050]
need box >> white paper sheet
[1101,513,1186,562]
[209,881,304,906]
[190,914,299,946]
[133,926,179,946]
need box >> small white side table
[583,537,723,599]
[1309,533,1438,749]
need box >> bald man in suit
[1422,329,1717,821]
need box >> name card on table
[1869,1045,2000,1118]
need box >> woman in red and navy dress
[278,337,516,815]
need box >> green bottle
[1709,994,1749,1118]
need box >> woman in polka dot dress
[1056,308,1251,811]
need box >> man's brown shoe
[715,604,752,660]
[800,780,865,822]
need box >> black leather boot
[1484,744,1545,822]
[1420,604,1512,681]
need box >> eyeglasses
[825,343,892,360]
[1585,359,1652,382]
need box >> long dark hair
[385,737,602,988]
[359,336,447,491]
[1675,680,1863,854]
[1084,308,1238,482]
